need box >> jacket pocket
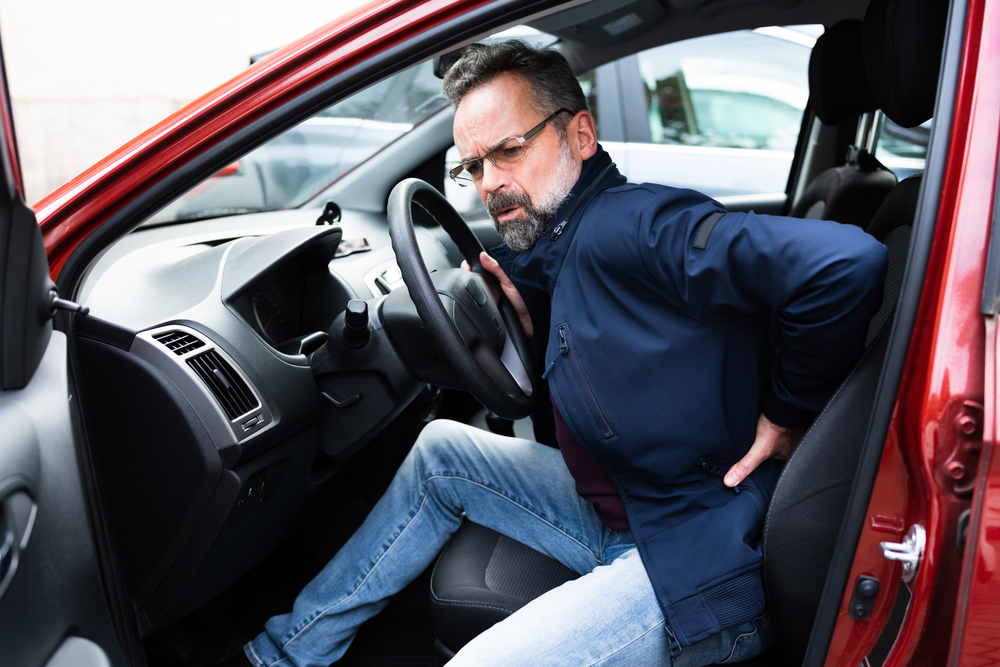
[699,460,767,541]
[696,460,767,535]
[544,323,617,440]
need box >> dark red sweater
[551,397,630,530]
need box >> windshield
[147,60,449,225]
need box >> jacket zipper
[545,324,617,440]
[541,327,568,379]
[550,162,616,242]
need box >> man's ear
[571,110,598,160]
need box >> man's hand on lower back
[724,412,809,487]
[461,251,533,338]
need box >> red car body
[14,0,1000,663]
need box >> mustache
[486,189,533,215]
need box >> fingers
[478,252,533,338]
[724,442,768,487]
[460,260,471,272]
[479,252,509,283]
[724,413,809,486]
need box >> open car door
[0,34,123,667]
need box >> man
[245,41,886,667]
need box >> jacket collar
[506,144,625,294]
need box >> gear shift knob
[342,299,370,349]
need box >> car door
[0,35,123,667]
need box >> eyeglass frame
[449,108,574,186]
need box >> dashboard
[74,206,466,637]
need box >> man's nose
[479,158,510,195]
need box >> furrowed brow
[461,135,517,163]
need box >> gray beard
[487,141,581,252]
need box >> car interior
[53,0,955,664]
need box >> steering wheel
[386,178,536,420]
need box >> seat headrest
[863,0,949,128]
[809,20,877,126]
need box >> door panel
[0,31,124,667]
[0,334,122,666]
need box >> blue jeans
[246,419,775,666]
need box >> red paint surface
[35,0,489,280]
[823,0,1000,664]
[949,0,1000,662]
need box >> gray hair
[442,40,588,135]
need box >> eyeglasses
[449,108,573,187]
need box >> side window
[610,27,819,197]
[875,117,930,181]
[576,69,598,129]
[149,61,448,225]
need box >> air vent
[187,350,258,419]
[153,330,205,356]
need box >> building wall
[0,0,360,203]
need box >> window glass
[148,60,449,225]
[577,69,598,129]
[875,117,930,181]
[617,26,818,197]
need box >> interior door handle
[0,527,13,581]
[0,481,37,601]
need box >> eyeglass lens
[454,138,527,184]
[449,108,571,186]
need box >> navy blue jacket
[491,146,887,652]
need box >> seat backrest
[761,0,948,660]
[761,178,917,661]
[789,20,896,228]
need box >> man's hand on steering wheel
[461,251,534,339]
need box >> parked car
[0,0,995,666]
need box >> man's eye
[465,162,482,176]
[490,144,522,164]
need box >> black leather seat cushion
[430,521,580,652]
[789,164,897,228]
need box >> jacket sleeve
[638,203,888,426]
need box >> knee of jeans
[412,419,466,466]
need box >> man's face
[453,73,582,252]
